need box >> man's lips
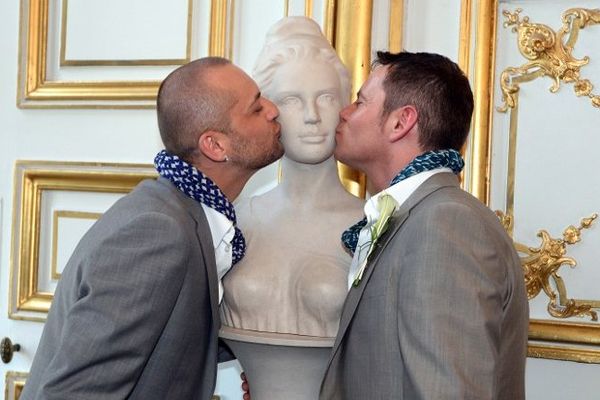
[273,122,282,138]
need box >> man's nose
[263,98,279,120]
[339,103,352,121]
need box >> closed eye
[280,97,301,106]
[318,93,337,103]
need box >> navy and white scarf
[341,149,465,253]
[154,150,246,265]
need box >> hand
[241,372,250,400]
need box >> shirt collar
[202,205,235,247]
[363,167,452,222]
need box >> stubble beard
[228,130,284,171]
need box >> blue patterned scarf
[341,149,464,253]
[154,150,246,265]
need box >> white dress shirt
[347,168,452,289]
[201,205,235,303]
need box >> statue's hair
[156,57,234,162]
[252,16,351,105]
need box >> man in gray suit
[21,57,283,399]
[320,51,528,399]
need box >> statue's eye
[280,96,301,106]
[318,93,337,104]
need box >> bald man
[21,57,283,400]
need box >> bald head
[157,57,236,162]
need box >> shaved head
[157,57,236,162]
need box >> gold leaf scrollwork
[498,8,600,111]
[495,210,513,233]
[497,211,598,321]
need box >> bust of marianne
[220,16,363,339]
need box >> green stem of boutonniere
[352,193,398,286]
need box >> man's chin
[273,144,285,161]
[257,147,285,170]
[333,149,348,165]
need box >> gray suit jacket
[21,177,223,400]
[320,173,529,400]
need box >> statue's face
[268,59,342,164]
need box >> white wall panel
[403,0,461,61]
[63,0,189,62]
[526,357,600,400]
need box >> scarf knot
[341,149,464,253]
[154,150,246,265]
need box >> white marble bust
[220,16,363,339]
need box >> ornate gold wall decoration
[498,8,600,112]
[501,211,598,321]
[495,210,513,234]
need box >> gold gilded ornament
[497,211,598,321]
[498,8,600,111]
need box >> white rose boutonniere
[352,193,399,287]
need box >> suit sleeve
[396,202,507,400]
[35,212,191,399]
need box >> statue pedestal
[220,326,334,400]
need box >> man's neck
[367,145,425,192]
[194,162,253,202]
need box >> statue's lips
[299,133,328,143]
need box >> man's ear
[387,105,418,142]
[197,131,228,162]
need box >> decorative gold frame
[17,0,229,108]
[469,1,600,362]
[4,372,27,400]
[51,210,103,280]
[388,0,404,53]
[59,0,193,66]
[9,161,156,322]
[209,0,235,59]
[333,0,373,198]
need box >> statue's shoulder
[235,190,286,224]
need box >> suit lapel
[194,207,220,330]
[327,210,408,361]
[325,172,460,369]
[157,178,220,330]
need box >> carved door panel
[480,1,600,398]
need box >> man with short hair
[22,57,283,400]
[320,51,528,400]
